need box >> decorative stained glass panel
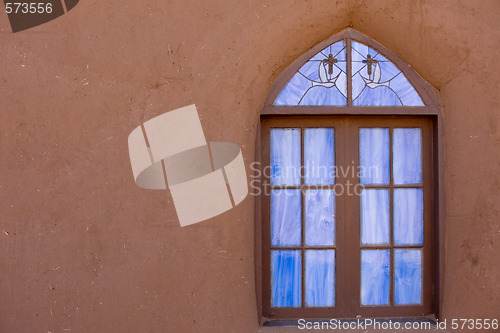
[351,41,424,106]
[274,40,347,106]
[273,39,425,107]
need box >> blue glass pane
[310,41,346,62]
[311,59,343,83]
[394,189,424,246]
[299,86,346,106]
[299,61,321,82]
[271,250,302,307]
[352,73,365,101]
[395,249,422,305]
[305,250,335,307]
[335,71,347,97]
[359,128,390,185]
[390,73,424,106]
[274,40,347,106]
[361,189,390,245]
[361,250,390,305]
[351,58,366,77]
[351,40,424,106]
[352,41,378,63]
[335,61,347,74]
[305,190,335,246]
[274,74,311,105]
[270,129,301,185]
[271,190,301,246]
[378,61,401,82]
[305,128,335,185]
[393,128,422,185]
[325,41,347,61]
[354,85,402,106]
[373,52,389,62]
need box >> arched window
[256,28,443,323]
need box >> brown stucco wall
[1,1,499,332]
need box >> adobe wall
[1,0,498,332]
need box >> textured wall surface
[1,0,499,332]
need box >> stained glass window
[262,30,438,321]
[274,40,424,106]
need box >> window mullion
[347,37,353,107]
[344,118,360,315]
[389,127,395,306]
[300,127,305,308]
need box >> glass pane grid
[359,127,423,189]
[270,123,426,310]
[360,126,424,307]
[270,126,337,309]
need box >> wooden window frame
[254,28,445,324]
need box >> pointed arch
[256,28,446,323]
[262,28,440,113]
